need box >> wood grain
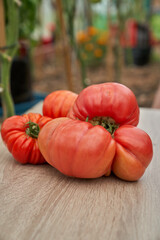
[0,103,160,240]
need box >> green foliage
[110,0,148,24]
[94,15,107,30]
[151,51,160,63]
[62,0,75,15]
[90,0,102,3]
[150,15,160,40]
[19,0,41,39]
[4,0,41,40]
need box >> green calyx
[85,116,119,136]
[25,121,40,139]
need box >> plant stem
[79,57,88,88]
[0,0,19,119]
[1,56,15,117]
[25,121,40,138]
[56,0,74,91]
[84,0,92,26]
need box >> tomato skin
[37,117,68,165]
[112,125,153,181]
[43,90,78,118]
[38,118,153,181]
[68,82,139,126]
[38,118,116,178]
[1,113,52,164]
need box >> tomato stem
[85,116,89,122]
[89,116,119,136]
[25,121,40,139]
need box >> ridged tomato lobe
[38,118,116,178]
[68,83,139,126]
[43,90,78,118]
[112,125,153,181]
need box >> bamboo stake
[56,0,74,91]
[114,0,124,83]
[106,0,114,82]
[84,0,92,26]
[0,0,6,49]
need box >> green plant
[19,0,41,40]
[0,0,42,119]
[0,0,20,118]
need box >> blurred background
[1,0,160,116]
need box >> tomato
[68,82,139,126]
[38,83,153,181]
[38,118,116,178]
[43,90,78,119]
[1,113,52,164]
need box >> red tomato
[38,83,153,181]
[38,118,116,178]
[1,113,52,164]
[68,82,139,126]
[43,90,78,118]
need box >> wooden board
[0,102,160,240]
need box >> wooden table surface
[0,102,160,240]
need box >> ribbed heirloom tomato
[68,82,139,126]
[38,83,153,181]
[1,113,52,164]
[43,90,78,118]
